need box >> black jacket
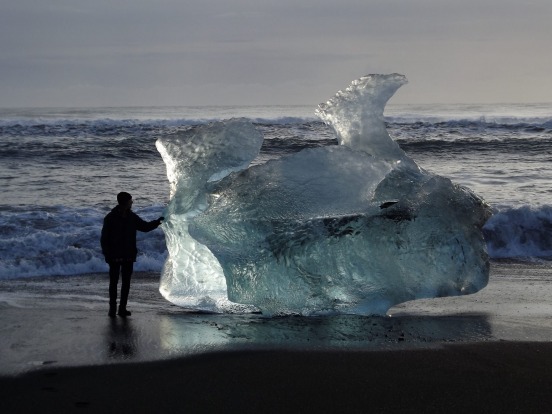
[100,206,161,262]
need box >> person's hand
[157,216,165,225]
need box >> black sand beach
[1,261,551,413]
[2,342,552,413]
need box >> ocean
[1,103,551,279]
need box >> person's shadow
[105,317,137,359]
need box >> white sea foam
[1,204,551,280]
[2,103,550,130]
[0,105,318,129]
[385,103,552,125]
[484,205,552,259]
[0,206,166,279]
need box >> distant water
[1,104,551,278]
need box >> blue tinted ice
[156,74,491,315]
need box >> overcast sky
[1,0,551,107]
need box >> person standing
[101,192,163,317]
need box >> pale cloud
[1,0,551,107]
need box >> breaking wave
[0,189,551,281]
[484,205,552,260]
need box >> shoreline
[0,261,551,372]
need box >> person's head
[117,192,133,210]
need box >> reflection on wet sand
[154,312,494,355]
[105,318,137,360]
[2,262,551,375]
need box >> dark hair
[117,192,132,205]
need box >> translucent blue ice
[156,74,491,315]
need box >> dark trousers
[108,261,134,308]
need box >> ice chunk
[156,119,264,216]
[316,73,410,164]
[155,119,263,312]
[156,74,491,315]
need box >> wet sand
[0,261,551,412]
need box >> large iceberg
[156,74,491,316]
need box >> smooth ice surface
[156,74,491,315]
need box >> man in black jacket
[101,192,163,317]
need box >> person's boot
[108,303,117,317]
[118,306,131,317]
